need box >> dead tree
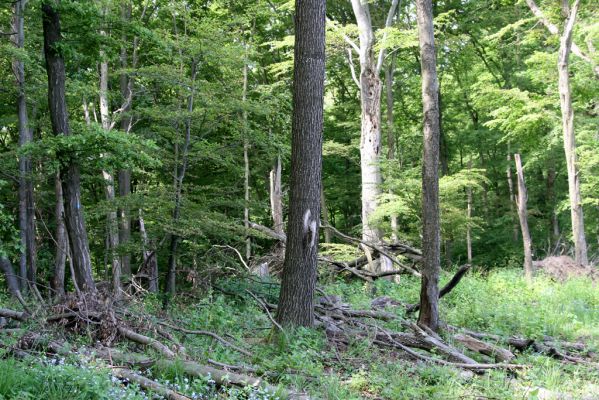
[514,154,533,281]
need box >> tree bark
[415,0,441,332]
[557,0,588,266]
[42,2,95,292]
[276,0,326,328]
[12,0,36,293]
[98,47,122,295]
[514,154,533,281]
[52,173,67,297]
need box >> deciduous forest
[0,0,598,398]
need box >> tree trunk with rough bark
[321,185,332,244]
[557,0,588,266]
[12,0,36,293]
[514,154,533,281]
[42,2,95,292]
[52,173,67,297]
[276,0,326,328]
[416,0,441,332]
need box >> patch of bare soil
[533,256,598,282]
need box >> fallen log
[454,333,515,362]
[0,308,28,321]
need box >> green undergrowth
[1,267,598,399]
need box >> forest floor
[1,267,598,400]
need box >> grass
[1,267,598,399]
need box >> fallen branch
[157,321,252,357]
[407,264,471,313]
[118,326,177,358]
[111,368,191,400]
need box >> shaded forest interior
[0,0,598,399]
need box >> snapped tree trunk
[139,210,158,293]
[557,0,588,266]
[270,151,284,235]
[276,0,326,328]
[12,0,37,293]
[514,154,533,281]
[416,0,441,332]
[42,2,95,292]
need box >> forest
[0,0,598,398]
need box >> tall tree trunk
[557,0,588,265]
[466,160,473,264]
[0,255,27,307]
[99,50,122,295]
[118,2,133,278]
[506,144,519,241]
[351,0,399,246]
[270,150,284,235]
[243,54,251,261]
[514,154,533,281]
[276,0,325,328]
[416,0,441,332]
[385,57,399,242]
[12,0,36,293]
[165,60,197,296]
[42,2,95,292]
[52,173,67,297]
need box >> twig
[245,290,286,337]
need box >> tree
[12,0,36,293]
[416,0,441,332]
[275,0,326,327]
[514,153,533,281]
[557,0,588,266]
[42,1,96,292]
[349,0,399,274]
